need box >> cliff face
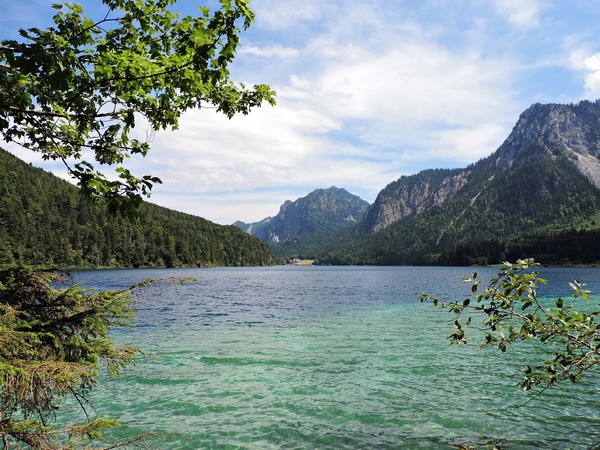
[493,101,600,187]
[360,169,470,233]
[235,186,370,242]
[360,100,600,233]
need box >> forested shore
[0,149,275,268]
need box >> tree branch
[0,104,118,119]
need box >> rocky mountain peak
[235,187,370,242]
[360,169,470,233]
[494,100,600,187]
[359,100,600,234]
[280,200,293,213]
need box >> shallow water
[69,266,600,449]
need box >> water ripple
[73,266,600,449]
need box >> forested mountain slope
[290,100,600,265]
[0,149,274,268]
[235,186,369,242]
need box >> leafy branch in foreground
[0,267,196,448]
[0,0,276,217]
[420,258,600,391]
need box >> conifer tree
[0,268,138,447]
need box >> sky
[2,0,600,225]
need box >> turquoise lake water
[69,266,600,449]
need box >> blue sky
[3,0,600,224]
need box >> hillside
[283,100,600,265]
[6,99,600,268]
[234,186,369,242]
[0,148,275,268]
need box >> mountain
[287,100,600,265]
[13,98,600,269]
[362,101,600,235]
[359,168,469,233]
[234,186,370,242]
[0,148,275,268]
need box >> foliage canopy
[0,147,275,268]
[0,0,275,216]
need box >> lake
[69,265,600,449]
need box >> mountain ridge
[272,99,600,265]
[493,101,600,181]
[361,100,600,234]
[234,186,370,242]
[4,99,600,267]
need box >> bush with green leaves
[420,258,600,391]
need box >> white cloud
[6,0,598,225]
[240,44,300,58]
[251,0,331,30]
[300,41,516,161]
[569,50,600,95]
[137,99,340,193]
[428,123,510,162]
[583,53,600,93]
[494,0,546,29]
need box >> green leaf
[0,0,275,216]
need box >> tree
[420,259,600,392]
[0,268,195,448]
[0,0,273,447]
[0,0,276,217]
